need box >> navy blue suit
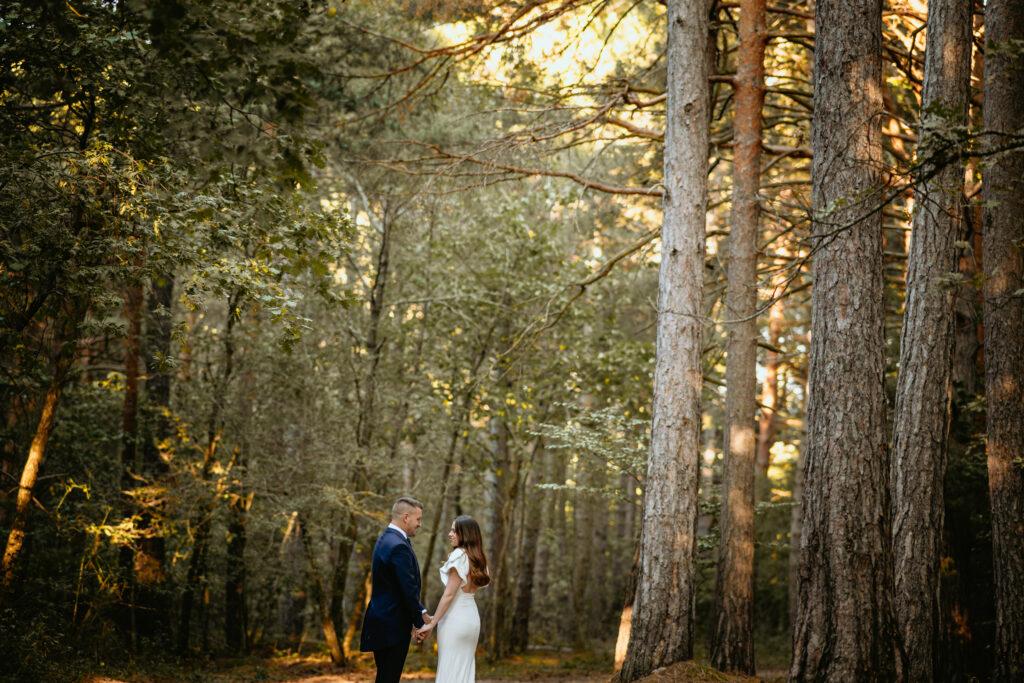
[360,527,426,683]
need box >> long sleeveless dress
[435,548,479,683]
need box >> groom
[360,496,432,683]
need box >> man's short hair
[391,496,423,518]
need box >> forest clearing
[2,0,1022,681]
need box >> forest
[1,0,1022,681]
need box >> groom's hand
[422,612,433,625]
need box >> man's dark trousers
[373,637,411,683]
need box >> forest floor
[80,651,787,683]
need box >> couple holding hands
[359,497,491,683]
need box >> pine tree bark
[710,0,766,673]
[789,0,899,679]
[982,2,1024,679]
[619,0,708,677]
[890,1,973,679]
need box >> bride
[415,515,490,682]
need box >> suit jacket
[359,527,426,652]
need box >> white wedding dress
[435,548,480,683]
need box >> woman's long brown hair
[452,515,490,588]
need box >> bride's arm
[420,568,463,635]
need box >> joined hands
[414,614,435,643]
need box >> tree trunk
[299,515,345,666]
[710,0,766,674]
[486,364,520,660]
[982,2,1024,679]
[118,282,144,645]
[134,274,174,642]
[619,0,709,677]
[787,445,804,632]
[1,376,63,594]
[789,0,898,678]
[890,0,973,679]
[178,290,241,654]
[225,456,250,653]
[421,401,467,600]
[509,439,545,653]
[421,336,493,599]
[342,551,373,655]
[756,296,784,478]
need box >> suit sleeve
[390,543,426,628]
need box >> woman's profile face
[447,523,458,548]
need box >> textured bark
[982,2,1024,679]
[890,1,973,679]
[618,0,708,678]
[710,0,765,673]
[789,0,899,679]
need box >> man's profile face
[404,507,423,537]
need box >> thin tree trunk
[225,454,250,653]
[756,296,784,477]
[421,334,493,599]
[421,422,461,599]
[787,445,804,632]
[710,0,766,673]
[486,364,521,660]
[509,439,545,653]
[134,274,174,642]
[299,515,345,665]
[118,282,144,645]
[342,551,373,655]
[1,302,81,597]
[329,203,394,651]
[569,462,592,649]
[1,376,63,594]
[891,0,973,679]
[178,290,241,654]
[982,2,1024,679]
[789,0,898,678]
[619,0,708,677]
